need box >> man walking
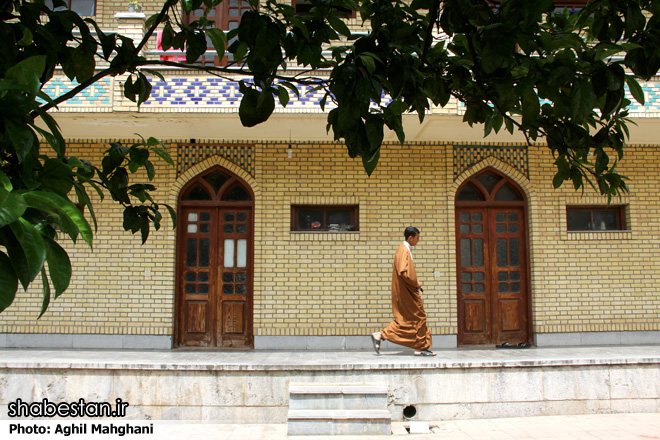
[371,227,435,356]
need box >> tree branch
[421,0,441,64]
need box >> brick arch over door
[175,165,255,348]
[455,166,532,346]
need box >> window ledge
[290,231,361,241]
[565,230,633,240]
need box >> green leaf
[234,42,249,62]
[570,79,595,121]
[365,115,384,150]
[625,76,645,105]
[38,268,51,319]
[277,86,290,107]
[43,237,71,298]
[151,147,175,166]
[358,53,376,74]
[0,251,18,313]
[0,171,11,191]
[140,220,150,244]
[9,218,47,289]
[186,32,209,64]
[361,147,380,176]
[145,161,156,181]
[136,74,152,106]
[594,42,623,61]
[0,189,27,228]
[328,16,351,38]
[277,81,301,99]
[17,26,33,46]
[6,55,46,97]
[42,158,74,196]
[164,204,177,228]
[71,45,96,83]
[206,28,227,61]
[5,120,38,162]
[522,89,540,126]
[142,69,165,82]
[23,191,93,248]
[33,105,66,157]
[73,183,98,231]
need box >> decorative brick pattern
[178,143,255,177]
[453,144,529,179]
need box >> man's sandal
[370,333,383,354]
[414,349,436,356]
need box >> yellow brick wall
[0,139,177,335]
[528,144,660,333]
[1,139,659,338]
[253,141,455,336]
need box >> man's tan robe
[381,242,432,350]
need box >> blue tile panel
[454,145,529,180]
[178,143,255,177]
[39,78,112,106]
[144,77,334,109]
[38,74,660,116]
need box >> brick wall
[1,139,658,338]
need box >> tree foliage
[1,0,659,314]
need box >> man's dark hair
[404,226,420,239]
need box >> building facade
[1,1,659,349]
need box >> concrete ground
[146,413,660,439]
[2,346,659,438]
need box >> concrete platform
[1,345,659,424]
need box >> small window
[567,206,626,231]
[457,184,485,201]
[223,184,252,201]
[184,184,212,201]
[45,0,96,16]
[494,184,523,201]
[292,205,358,232]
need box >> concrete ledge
[1,347,659,423]
[254,334,458,350]
[535,331,660,347]
[0,334,172,350]
[1,331,658,351]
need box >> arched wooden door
[175,167,254,348]
[455,168,531,346]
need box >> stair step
[289,384,388,410]
[290,384,388,395]
[288,409,392,420]
[287,410,392,436]
[287,384,392,435]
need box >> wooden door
[216,208,253,347]
[179,207,218,346]
[456,168,530,346]
[176,167,254,348]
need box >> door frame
[173,166,255,348]
[454,167,533,346]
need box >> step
[289,384,388,410]
[287,409,392,436]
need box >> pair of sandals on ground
[370,332,436,356]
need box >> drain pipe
[402,405,417,420]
